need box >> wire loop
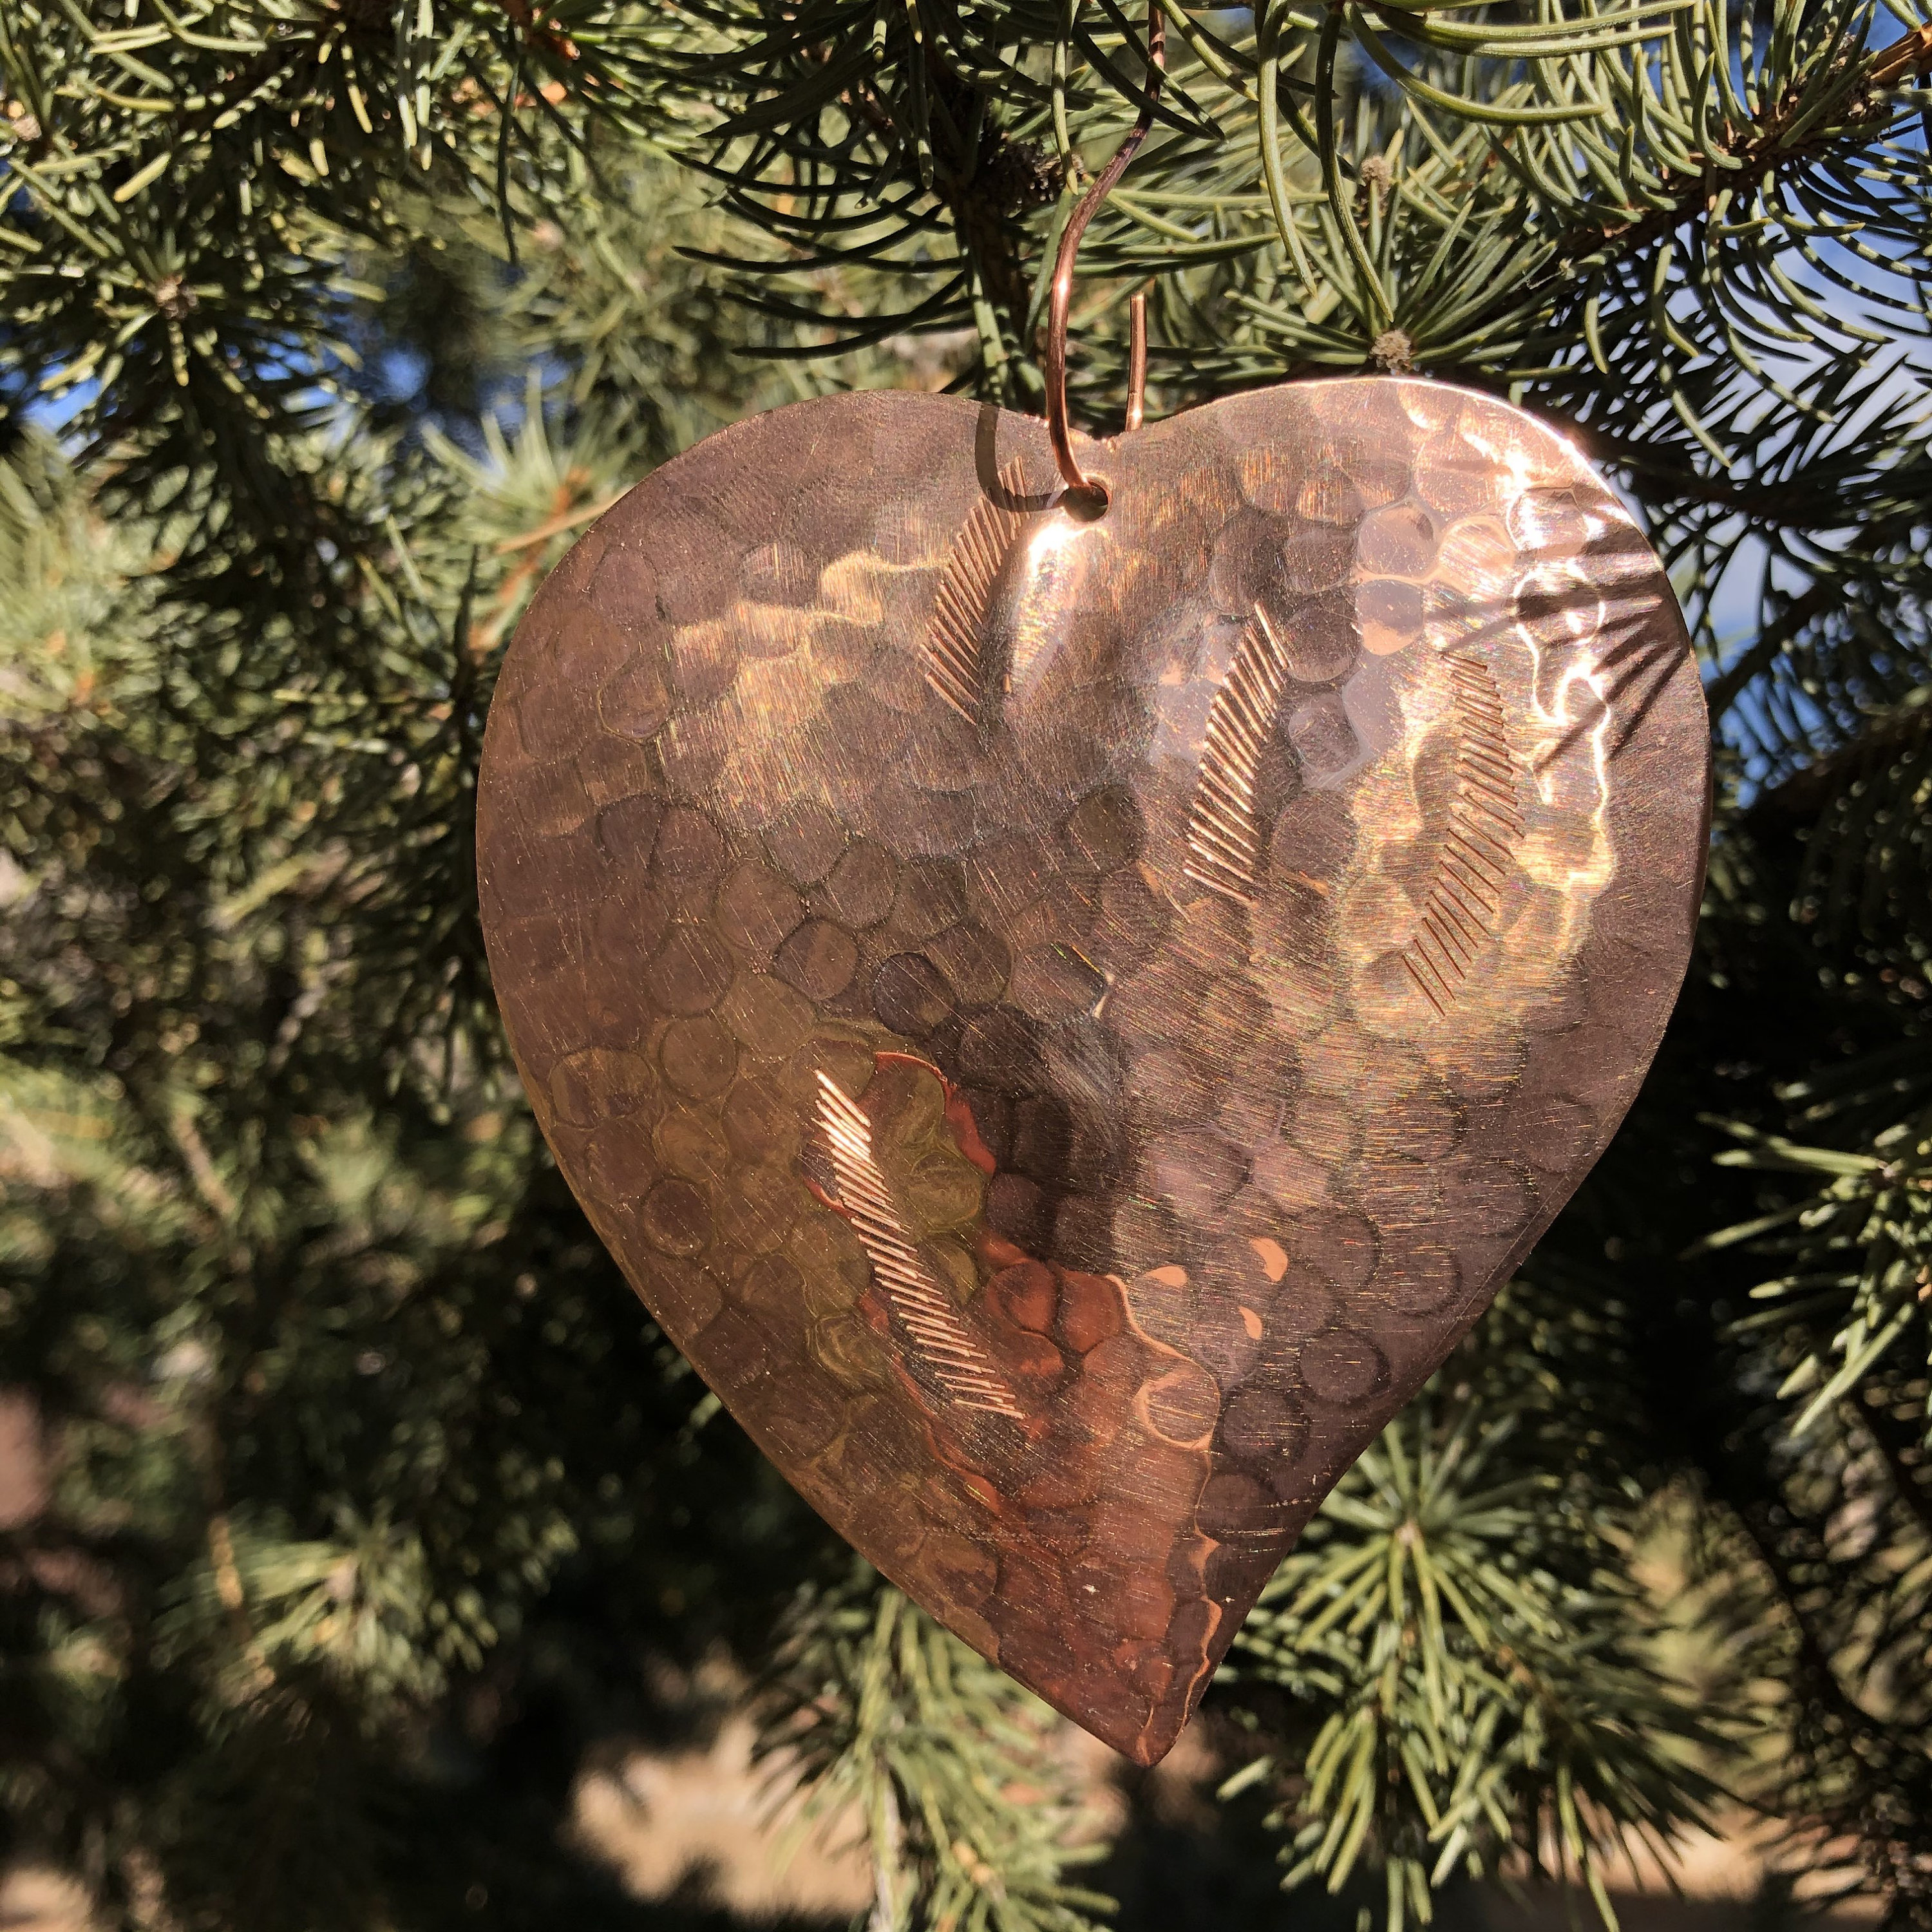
[1043,0,1166,512]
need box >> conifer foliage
[1,0,1930,1927]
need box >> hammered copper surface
[476,381,1710,1765]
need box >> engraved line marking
[1399,650,1526,1010]
[1420,920,1471,974]
[1454,737,1515,773]
[1442,828,1507,888]
[1429,895,1486,954]
[1430,880,1493,950]
[811,1071,1025,1418]
[1447,818,1518,867]
[1438,876,1500,927]
[925,459,1032,726]
[1412,940,1458,994]
[1448,816,1519,866]
[1185,604,1294,905]
[1403,951,1452,1014]
[1457,774,1526,818]
[1461,750,1522,788]
[1414,943,1453,990]
[1437,881,1492,939]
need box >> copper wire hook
[1043,0,1166,513]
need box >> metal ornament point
[1043,0,1166,512]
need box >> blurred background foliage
[1,0,1930,1927]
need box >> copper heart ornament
[475,379,1709,1765]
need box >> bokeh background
[3,2,1932,1927]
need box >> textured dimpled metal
[476,380,1710,1765]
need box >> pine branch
[1543,23,1932,273]
[8,3,1932,1926]
[757,1570,1113,1932]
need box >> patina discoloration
[477,381,1710,1764]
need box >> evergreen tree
[1,1,1929,1928]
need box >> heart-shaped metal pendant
[477,379,1709,1763]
